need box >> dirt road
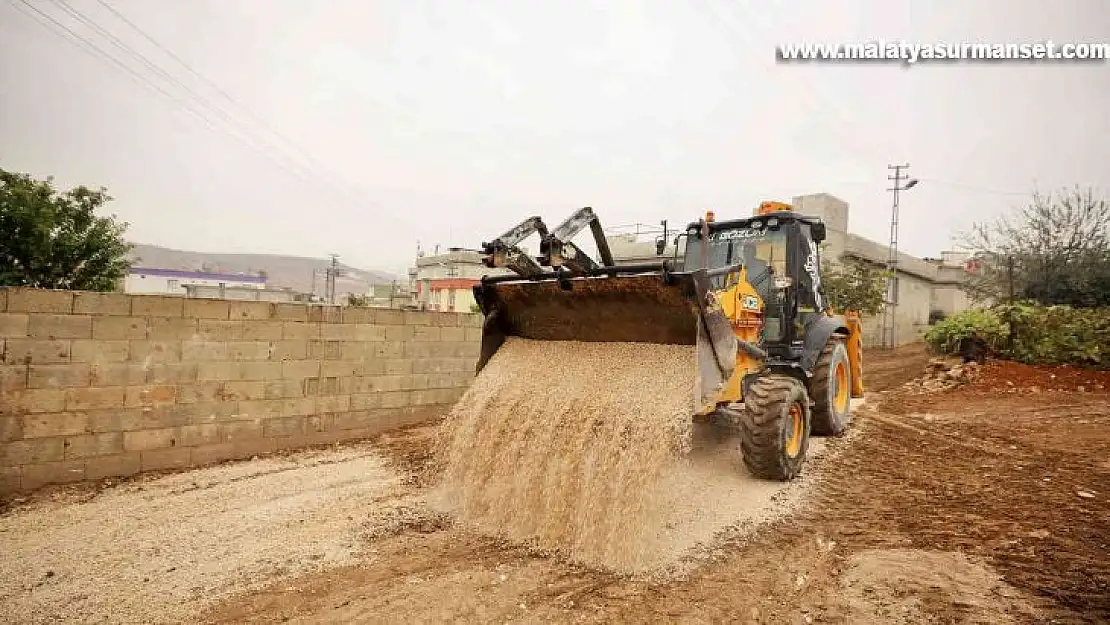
[2,345,1108,624]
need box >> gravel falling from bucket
[432,336,697,574]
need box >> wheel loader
[470,202,865,480]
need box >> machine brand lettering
[711,228,766,241]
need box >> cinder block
[263,415,305,438]
[303,377,319,395]
[139,447,191,471]
[87,362,146,387]
[220,419,263,441]
[22,460,85,489]
[307,340,342,360]
[379,390,411,409]
[413,326,441,342]
[440,327,466,342]
[0,437,65,464]
[130,295,184,317]
[123,427,177,451]
[181,401,241,425]
[340,307,375,324]
[352,359,385,376]
[429,312,460,327]
[28,364,91,389]
[321,360,355,378]
[22,412,89,438]
[146,317,199,340]
[403,310,433,326]
[0,365,28,392]
[0,388,67,414]
[72,339,129,363]
[73,291,132,316]
[354,325,387,342]
[197,319,243,341]
[6,288,73,314]
[0,415,22,441]
[264,379,304,400]
[373,309,405,325]
[349,393,380,411]
[197,361,237,382]
[146,362,198,384]
[64,432,124,459]
[459,313,484,327]
[308,306,341,323]
[384,359,413,376]
[401,374,430,391]
[228,301,270,320]
[240,321,283,341]
[271,303,308,322]
[128,340,180,363]
[306,413,335,432]
[237,399,284,419]
[384,325,414,342]
[0,465,18,492]
[282,360,320,380]
[333,410,382,431]
[281,322,316,341]
[176,423,221,447]
[281,397,316,417]
[403,342,433,359]
[370,341,405,359]
[181,340,228,362]
[238,361,282,381]
[4,339,71,365]
[124,384,176,408]
[221,381,266,401]
[65,386,124,411]
[271,339,308,361]
[321,324,357,341]
[183,298,230,320]
[0,313,29,338]
[227,341,270,361]
[316,394,350,413]
[464,327,483,342]
[85,452,141,479]
[92,316,148,340]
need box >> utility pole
[883,164,919,349]
[326,254,340,305]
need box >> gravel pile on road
[433,337,697,575]
[902,358,981,394]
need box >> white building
[124,267,266,296]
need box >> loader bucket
[472,267,738,411]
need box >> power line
[916,178,1030,197]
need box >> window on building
[167,279,179,290]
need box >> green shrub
[924,303,1110,368]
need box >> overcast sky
[2,0,1107,275]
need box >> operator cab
[675,204,829,353]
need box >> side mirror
[655,237,666,255]
[811,223,827,243]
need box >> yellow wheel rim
[834,361,849,413]
[785,403,804,457]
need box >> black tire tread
[810,337,850,436]
[734,375,808,481]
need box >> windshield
[683,227,788,292]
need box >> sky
[2,0,1108,276]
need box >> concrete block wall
[0,288,482,494]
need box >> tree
[0,169,133,291]
[819,257,889,316]
[959,185,1110,308]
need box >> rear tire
[736,375,810,481]
[810,338,852,436]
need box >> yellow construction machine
[472,202,865,480]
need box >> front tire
[736,375,811,481]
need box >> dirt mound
[968,359,1110,393]
[901,357,982,394]
[432,337,698,574]
[431,337,828,577]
